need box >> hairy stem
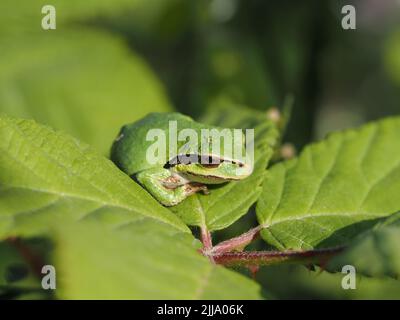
[200,226,344,269]
[212,247,344,268]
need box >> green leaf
[328,212,400,280]
[0,117,188,238]
[0,29,171,155]
[170,105,279,231]
[257,117,400,250]
[53,220,261,299]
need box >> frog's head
[167,154,253,184]
[169,126,254,184]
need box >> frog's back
[110,112,194,175]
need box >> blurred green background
[1,0,400,299]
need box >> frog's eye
[199,155,221,165]
[164,154,198,168]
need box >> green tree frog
[111,112,253,206]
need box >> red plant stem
[211,226,261,255]
[200,225,215,263]
[200,225,213,251]
[213,247,345,268]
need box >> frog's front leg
[136,168,207,206]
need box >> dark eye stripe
[164,154,244,168]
